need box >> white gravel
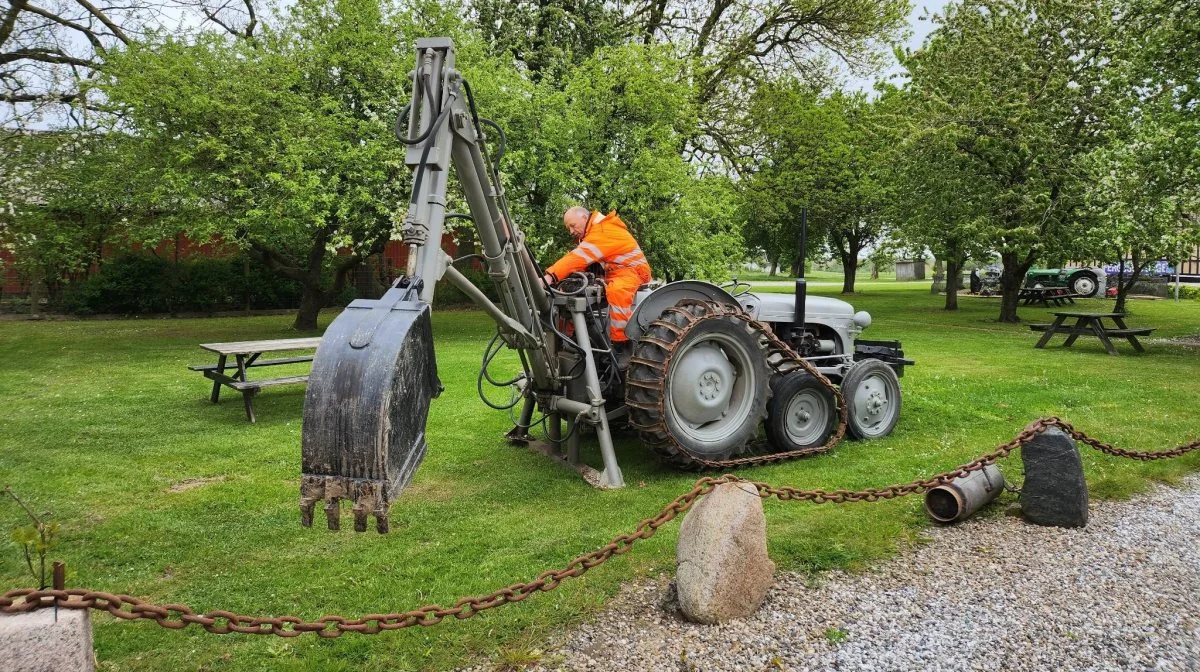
[507,476,1200,672]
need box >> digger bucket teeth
[300,286,440,532]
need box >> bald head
[563,206,590,239]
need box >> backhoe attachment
[300,284,441,532]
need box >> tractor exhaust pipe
[792,206,807,337]
[924,464,1004,524]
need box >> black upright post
[793,207,807,336]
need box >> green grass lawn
[2,288,1199,671]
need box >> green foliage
[96,0,430,328]
[61,252,304,316]
[743,85,891,290]
[892,0,1124,320]
[4,487,59,590]
[0,131,144,300]
[518,44,745,281]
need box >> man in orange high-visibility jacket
[542,207,652,348]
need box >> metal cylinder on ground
[924,464,1005,524]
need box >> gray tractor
[298,38,912,532]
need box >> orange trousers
[605,265,651,342]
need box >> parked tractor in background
[1023,267,1106,297]
[297,38,913,533]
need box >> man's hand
[542,273,554,286]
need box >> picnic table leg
[1062,317,1089,347]
[1089,320,1119,355]
[1035,316,1068,348]
[1111,316,1145,353]
[210,354,227,403]
[236,354,249,382]
[242,389,259,423]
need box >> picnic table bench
[189,337,321,422]
[1019,286,1079,307]
[1029,312,1154,355]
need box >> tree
[1080,127,1200,313]
[98,0,422,330]
[1084,0,1200,313]
[1,0,261,127]
[629,0,908,171]
[743,84,890,293]
[0,129,149,305]
[899,0,1121,322]
[532,43,744,281]
[883,84,991,310]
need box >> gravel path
[513,476,1200,672]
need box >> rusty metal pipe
[924,464,1004,524]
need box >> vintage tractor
[1023,267,1106,297]
[298,38,913,532]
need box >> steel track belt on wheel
[628,299,849,470]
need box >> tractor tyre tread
[625,301,769,469]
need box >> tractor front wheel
[841,359,901,440]
[765,371,837,452]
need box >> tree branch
[1,91,78,103]
[22,3,106,51]
[72,0,129,44]
[0,0,29,51]
[0,48,96,68]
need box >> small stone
[675,482,775,624]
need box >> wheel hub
[784,390,828,445]
[670,343,735,426]
[854,379,889,423]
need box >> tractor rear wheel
[625,301,769,467]
[1069,271,1099,297]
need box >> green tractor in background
[1023,266,1106,298]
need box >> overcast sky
[846,0,950,94]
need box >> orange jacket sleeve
[545,237,606,282]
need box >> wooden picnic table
[1029,312,1155,355]
[190,337,321,422]
[1019,286,1079,308]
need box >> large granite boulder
[676,482,775,624]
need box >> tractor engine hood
[750,292,855,324]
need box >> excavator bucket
[300,284,441,533]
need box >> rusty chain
[4,417,1199,636]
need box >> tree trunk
[840,250,857,294]
[997,251,1031,323]
[1113,253,1147,315]
[944,258,961,311]
[294,282,324,331]
[767,252,778,277]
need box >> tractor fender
[626,281,741,340]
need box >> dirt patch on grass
[399,479,456,502]
[1150,335,1200,348]
[165,476,225,493]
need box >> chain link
[3,418,1198,635]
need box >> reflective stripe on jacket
[545,211,651,282]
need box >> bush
[62,252,305,315]
[1120,279,1200,300]
[433,266,500,307]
